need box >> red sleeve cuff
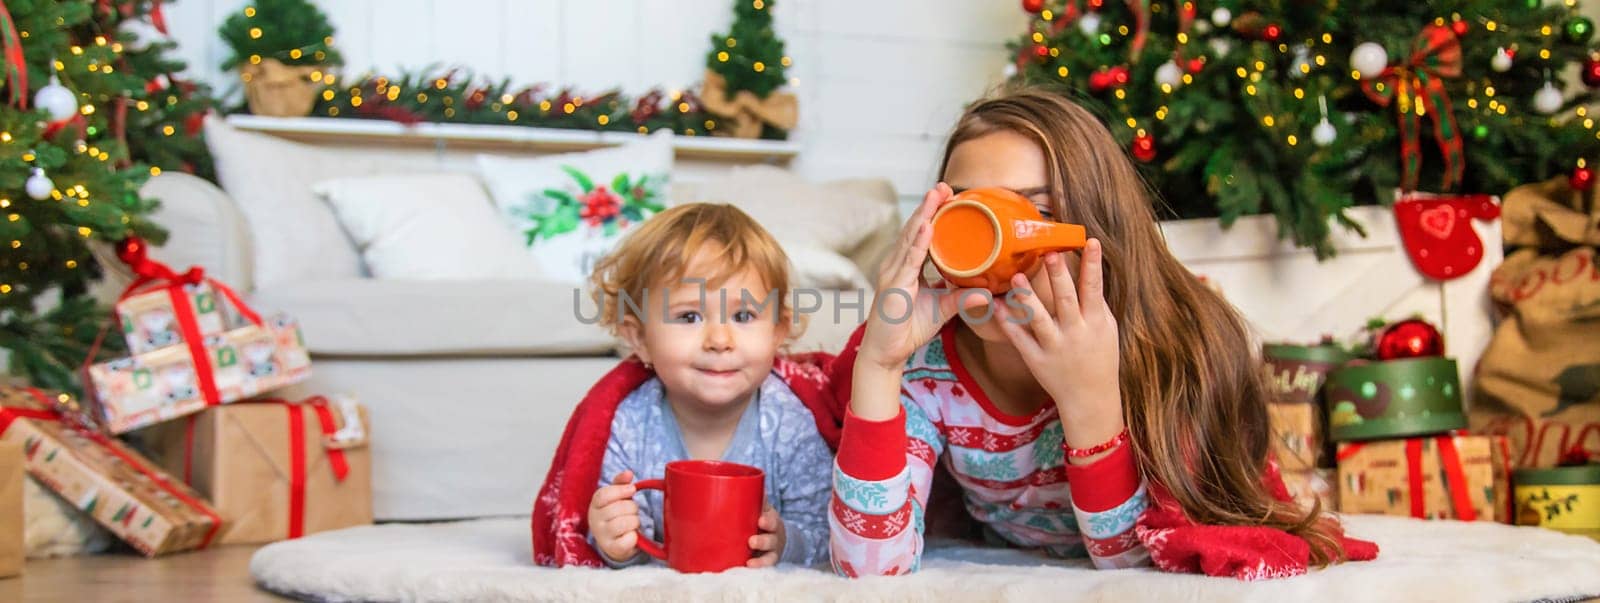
[836,407,909,482]
[1064,439,1142,512]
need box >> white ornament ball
[1155,61,1184,88]
[1533,82,1564,114]
[1211,7,1232,27]
[25,168,52,200]
[1208,38,1233,57]
[1194,20,1212,35]
[1312,119,1337,146]
[1491,48,1513,73]
[34,78,77,121]
[1289,48,1312,79]
[1078,12,1103,36]
[1351,42,1388,79]
[1002,62,1018,79]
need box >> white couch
[138,121,900,520]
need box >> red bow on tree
[1360,25,1466,192]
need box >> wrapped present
[0,387,221,557]
[1336,433,1513,522]
[1325,357,1468,442]
[115,281,226,356]
[1268,402,1325,471]
[0,440,20,577]
[1514,465,1600,542]
[1281,468,1338,514]
[143,396,371,544]
[86,315,311,434]
[1262,342,1353,405]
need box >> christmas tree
[1,1,173,392]
[98,1,218,179]
[217,0,341,71]
[707,0,790,99]
[1009,0,1600,257]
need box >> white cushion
[672,164,899,254]
[249,279,617,356]
[314,173,541,280]
[476,131,674,284]
[784,243,871,290]
[203,115,436,286]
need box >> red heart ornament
[1393,192,1499,281]
[1419,204,1456,239]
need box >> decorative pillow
[783,242,872,290]
[314,173,541,280]
[202,115,435,286]
[670,165,899,255]
[476,132,674,284]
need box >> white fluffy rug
[251,515,1600,602]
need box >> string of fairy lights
[1018,0,1600,188]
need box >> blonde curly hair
[589,203,801,340]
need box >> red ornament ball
[1034,44,1050,59]
[1451,19,1469,36]
[1022,0,1045,13]
[1263,23,1282,42]
[1186,57,1206,73]
[1571,165,1595,191]
[1375,319,1445,360]
[116,237,148,266]
[1132,134,1157,162]
[1584,56,1600,87]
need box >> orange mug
[929,187,1087,293]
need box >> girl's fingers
[591,483,637,508]
[1045,252,1082,320]
[1010,273,1062,347]
[1078,239,1107,313]
[748,533,779,552]
[993,300,1043,359]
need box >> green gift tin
[1324,357,1467,442]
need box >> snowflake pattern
[1031,422,1065,469]
[958,450,1018,482]
[835,470,894,512]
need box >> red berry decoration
[1034,44,1051,59]
[1375,319,1445,360]
[1572,165,1595,191]
[1451,19,1469,36]
[1584,55,1600,87]
[1186,57,1206,73]
[1132,133,1157,162]
[1022,0,1045,13]
[116,236,148,266]
[1089,69,1113,92]
[1263,23,1282,42]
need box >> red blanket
[530,327,1377,577]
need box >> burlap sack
[1470,177,1600,468]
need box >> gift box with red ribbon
[1281,468,1339,514]
[83,238,311,434]
[0,387,221,557]
[1336,433,1513,523]
[141,396,372,544]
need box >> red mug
[634,460,765,573]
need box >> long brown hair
[939,86,1346,565]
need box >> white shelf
[224,115,800,163]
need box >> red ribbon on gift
[1341,432,1477,520]
[1359,25,1465,192]
[181,396,351,540]
[6,388,222,548]
[83,237,264,412]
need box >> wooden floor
[0,545,290,602]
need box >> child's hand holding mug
[746,503,786,568]
[588,470,641,563]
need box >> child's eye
[673,311,703,324]
[1034,204,1056,219]
[732,310,758,323]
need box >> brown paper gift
[145,395,371,544]
[0,387,221,557]
[1336,434,1512,522]
[0,440,21,578]
[1268,403,1324,471]
[1280,468,1338,514]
